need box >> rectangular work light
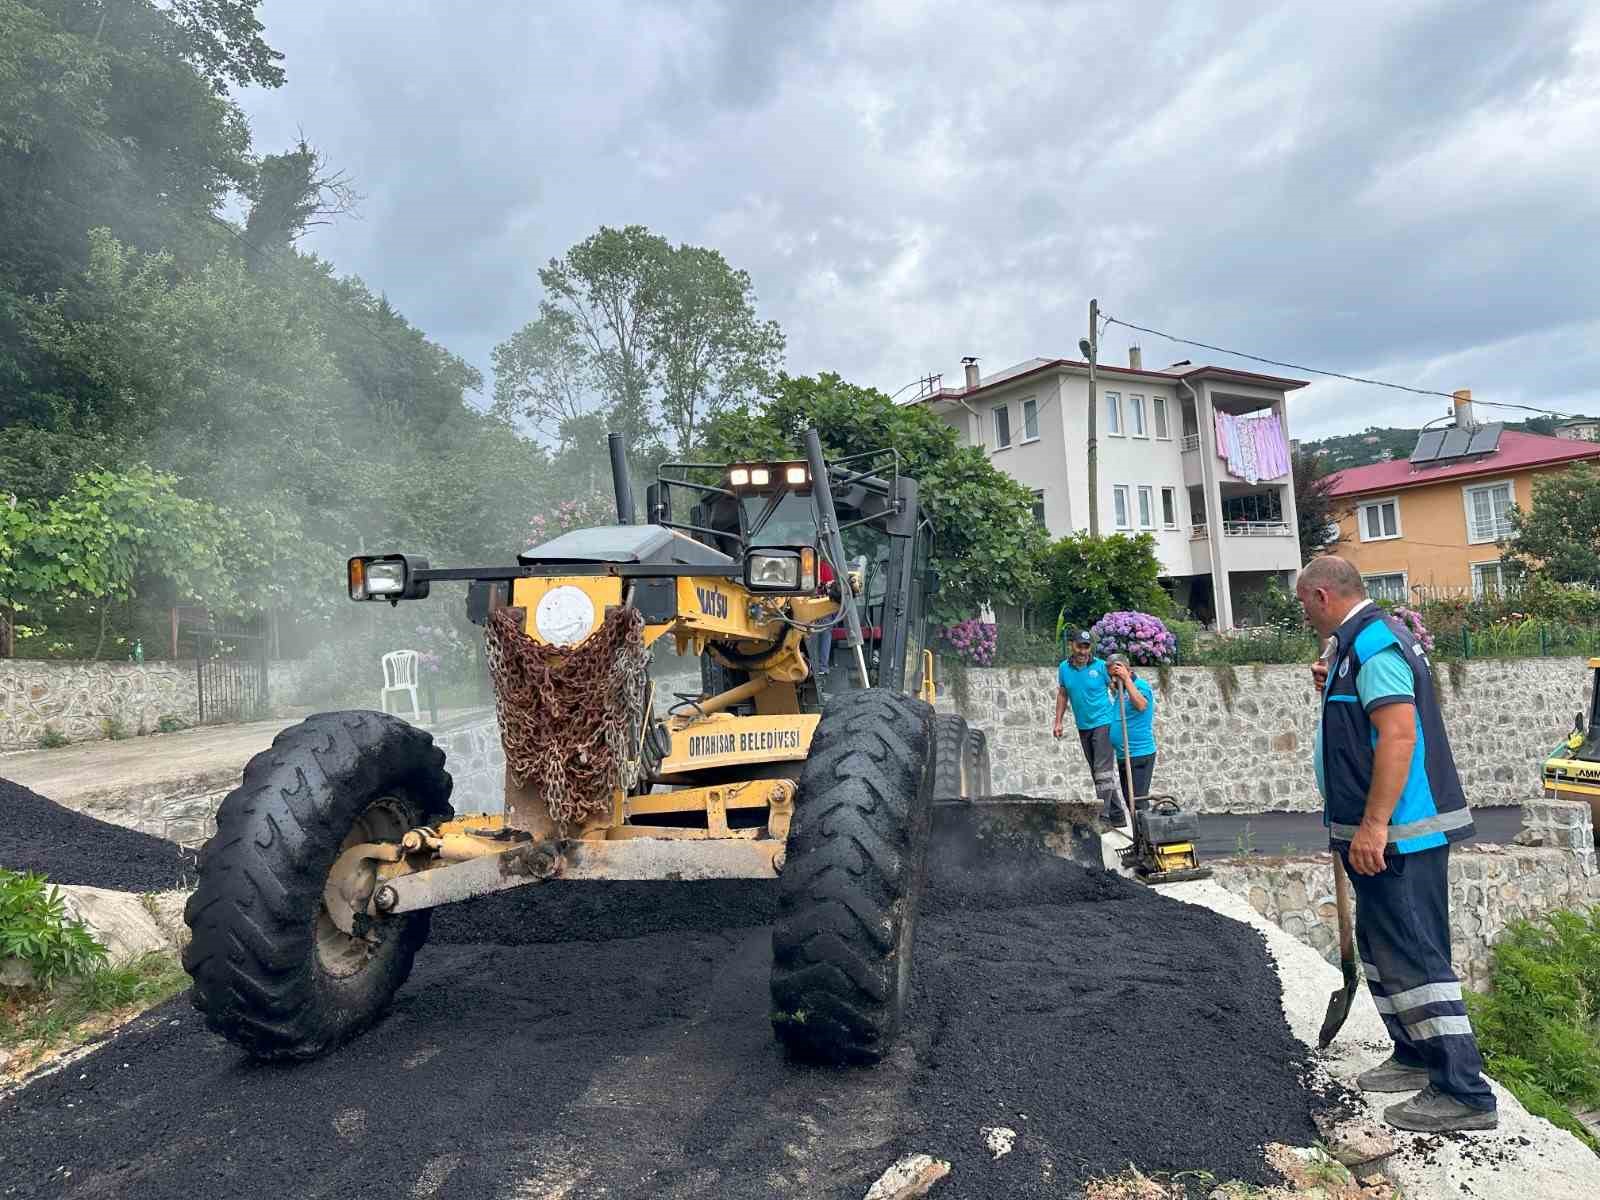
[347,554,431,602]
[743,546,818,594]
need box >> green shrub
[0,869,108,988]
[100,715,129,740]
[1036,532,1172,631]
[155,714,188,734]
[1465,906,1600,1154]
[38,725,69,749]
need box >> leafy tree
[1036,532,1172,632]
[1291,447,1347,563]
[1506,464,1600,587]
[703,373,1048,617]
[493,225,783,457]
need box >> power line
[1101,313,1579,420]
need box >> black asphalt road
[0,838,1323,1200]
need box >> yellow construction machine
[1540,655,1600,828]
[182,430,1101,1067]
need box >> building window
[1152,396,1170,440]
[1358,497,1400,542]
[1112,484,1131,529]
[1105,391,1123,436]
[1471,561,1508,599]
[1030,489,1046,526]
[1463,480,1514,544]
[992,404,1011,449]
[1021,397,1039,442]
[1364,572,1408,603]
[1129,394,1147,437]
[1161,486,1178,528]
[1137,485,1155,528]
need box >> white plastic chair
[380,650,421,722]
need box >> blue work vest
[1320,605,1473,853]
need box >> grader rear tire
[182,711,453,1060]
[771,688,934,1064]
[931,713,970,799]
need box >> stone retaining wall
[0,660,198,750]
[949,656,1587,813]
[1209,798,1600,990]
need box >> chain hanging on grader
[181,430,1105,1066]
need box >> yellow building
[1328,424,1600,601]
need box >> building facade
[914,353,1307,630]
[1327,424,1600,600]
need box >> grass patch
[100,715,130,741]
[37,725,69,749]
[1,952,187,1059]
[155,713,188,734]
[1465,906,1600,1154]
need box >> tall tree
[493,225,784,458]
[1505,465,1600,587]
[242,140,359,267]
[1291,447,1347,563]
[704,373,1048,617]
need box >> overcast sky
[235,0,1600,440]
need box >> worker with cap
[1052,629,1124,823]
[1105,653,1157,811]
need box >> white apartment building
[913,352,1308,630]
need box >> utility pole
[1080,298,1100,536]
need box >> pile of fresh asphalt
[0,776,196,891]
[0,793,1321,1199]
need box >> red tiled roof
[1326,430,1600,497]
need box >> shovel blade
[931,794,1106,870]
[1318,962,1361,1049]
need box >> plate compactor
[1108,678,1211,884]
[181,429,1106,1069]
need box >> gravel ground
[0,777,196,891]
[0,813,1323,1199]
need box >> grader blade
[931,795,1106,870]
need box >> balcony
[1180,434,1200,453]
[1222,520,1292,537]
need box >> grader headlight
[744,547,818,593]
[347,554,430,602]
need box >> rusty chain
[482,604,649,828]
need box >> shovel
[1318,851,1358,1049]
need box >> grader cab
[182,430,1098,1067]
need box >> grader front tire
[771,688,935,1065]
[182,711,453,1061]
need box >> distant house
[1327,395,1600,600]
[911,351,1307,629]
[1555,417,1600,443]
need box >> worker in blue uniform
[1053,629,1124,823]
[1297,555,1496,1133]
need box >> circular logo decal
[534,585,596,646]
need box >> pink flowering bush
[1391,605,1435,654]
[941,617,998,666]
[1090,610,1177,666]
[526,494,619,546]
[411,621,469,676]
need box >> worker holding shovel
[1297,556,1496,1133]
[1106,654,1156,814]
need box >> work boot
[1357,1055,1430,1093]
[1383,1085,1498,1133]
[1106,804,1127,826]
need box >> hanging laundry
[1212,410,1289,485]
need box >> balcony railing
[1222,520,1292,537]
[1191,521,1293,540]
[1180,434,1201,452]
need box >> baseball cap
[1071,629,1093,645]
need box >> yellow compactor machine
[182,430,1101,1067]
[1541,656,1600,829]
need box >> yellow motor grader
[182,430,1100,1067]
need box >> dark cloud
[237,0,1600,436]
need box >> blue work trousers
[1342,843,1495,1111]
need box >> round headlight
[534,586,596,646]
